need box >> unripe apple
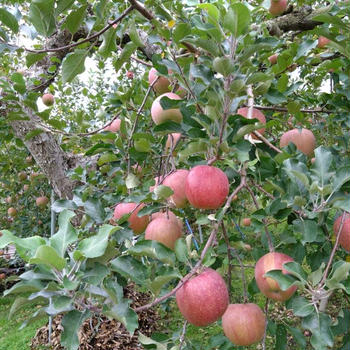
[280,128,316,156]
[255,252,297,301]
[163,169,189,208]
[222,303,266,346]
[151,210,183,230]
[36,196,49,208]
[113,202,149,234]
[165,133,181,150]
[104,118,121,132]
[18,171,27,181]
[237,107,266,139]
[42,93,54,106]
[318,36,331,49]
[242,218,251,227]
[145,217,182,249]
[126,71,134,79]
[269,0,288,16]
[8,207,17,217]
[176,268,229,326]
[185,165,229,210]
[268,54,278,65]
[148,68,171,94]
[151,92,182,125]
[333,212,350,252]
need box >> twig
[221,222,233,302]
[262,299,269,350]
[253,130,282,153]
[253,105,333,114]
[178,320,188,350]
[128,0,154,20]
[229,246,248,303]
[250,180,275,199]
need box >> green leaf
[198,3,220,21]
[332,166,350,193]
[99,26,117,58]
[24,128,45,140]
[73,194,105,223]
[184,37,220,56]
[283,261,308,283]
[287,296,314,317]
[63,5,87,35]
[129,21,144,47]
[50,210,77,257]
[103,278,124,304]
[153,120,183,133]
[153,185,174,199]
[78,224,118,258]
[311,146,333,187]
[247,72,272,85]
[105,301,138,334]
[223,3,250,37]
[173,22,191,43]
[113,41,137,73]
[61,310,91,350]
[293,219,324,245]
[265,88,287,104]
[148,269,181,296]
[9,296,46,319]
[0,8,19,33]
[56,0,75,15]
[4,279,45,296]
[275,323,287,350]
[129,240,175,266]
[62,50,88,83]
[309,263,325,286]
[174,238,188,263]
[30,245,66,270]
[286,325,306,347]
[263,270,299,291]
[138,333,167,350]
[51,200,78,213]
[125,173,140,189]
[97,152,118,165]
[295,39,317,60]
[29,0,56,37]
[326,261,350,290]
[312,13,349,31]
[110,256,148,284]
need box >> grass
[0,293,48,350]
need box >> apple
[104,118,121,132]
[176,268,229,326]
[145,217,182,249]
[126,71,134,79]
[268,54,278,65]
[318,36,331,49]
[333,212,350,252]
[237,107,266,139]
[0,273,6,280]
[148,68,171,94]
[185,165,229,209]
[8,207,17,217]
[5,196,12,204]
[222,303,266,346]
[113,202,149,234]
[242,218,251,227]
[165,133,181,150]
[151,210,183,230]
[132,163,142,175]
[25,156,33,164]
[255,252,297,301]
[42,93,54,106]
[151,93,182,125]
[23,184,29,191]
[279,128,316,156]
[311,157,316,164]
[18,171,27,181]
[36,196,49,208]
[269,0,288,16]
[163,169,189,208]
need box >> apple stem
[221,223,233,301]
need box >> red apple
[104,118,121,132]
[311,157,316,164]
[113,202,149,234]
[8,207,17,217]
[36,196,49,208]
[185,165,229,209]
[222,303,266,346]
[176,268,229,326]
[145,217,182,249]
[333,212,350,252]
[151,92,182,125]
[126,71,134,79]
[318,36,331,49]
[151,210,183,230]
[163,169,189,208]
[165,133,181,150]
[269,0,288,16]
[237,107,266,139]
[268,54,278,65]
[255,252,297,301]
[42,93,54,106]
[242,218,251,227]
[148,68,171,94]
[280,128,316,156]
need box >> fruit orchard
[0,1,349,350]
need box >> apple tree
[0,0,349,349]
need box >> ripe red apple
[18,171,27,181]
[185,165,229,209]
[113,202,149,234]
[151,210,183,230]
[36,196,49,208]
[268,54,278,65]
[151,92,182,125]
[318,36,331,49]
[42,93,54,106]
[8,207,17,217]
[333,212,350,252]
[148,68,171,94]
[242,218,251,227]
[145,217,182,249]
[163,169,189,208]
[176,268,229,326]
[255,252,297,301]
[165,133,181,150]
[269,0,288,16]
[280,128,316,156]
[104,118,121,132]
[237,107,266,139]
[222,303,266,346]
[126,71,134,79]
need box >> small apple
[280,128,316,156]
[333,212,350,252]
[176,268,229,326]
[18,171,27,181]
[237,107,266,139]
[8,207,17,217]
[42,93,54,106]
[23,184,30,191]
[25,156,33,165]
[126,71,134,79]
[185,165,229,209]
[145,217,182,249]
[268,54,278,65]
[222,303,266,346]
[318,36,331,49]
[0,273,6,280]
[242,218,251,227]
[104,118,121,132]
[151,92,182,125]
[113,202,149,234]
[255,252,297,301]
[269,0,288,16]
[148,68,171,94]
[36,196,49,208]
[163,169,189,208]
[311,157,316,164]
[5,196,12,204]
